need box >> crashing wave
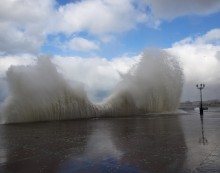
[0,49,183,123]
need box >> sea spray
[0,49,183,123]
[1,58,98,123]
[100,49,183,116]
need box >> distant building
[205,99,220,106]
[179,101,194,110]
[179,99,220,110]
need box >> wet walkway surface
[0,110,220,173]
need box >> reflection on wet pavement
[0,111,220,173]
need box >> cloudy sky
[0,0,220,102]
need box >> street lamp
[196,84,205,115]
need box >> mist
[102,49,183,115]
[0,49,183,123]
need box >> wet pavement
[0,110,220,173]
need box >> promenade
[0,110,220,173]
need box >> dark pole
[199,111,208,145]
[196,84,205,115]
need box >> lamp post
[196,84,205,115]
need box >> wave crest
[0,49,183,123]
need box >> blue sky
[38,0,220,59]
[1,0,220,58]
[1,0,220,101]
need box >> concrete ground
[0,109,220,173]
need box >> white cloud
[173,29,220,46]
[0,0,54,22]
[193,29,220,45]
[111,54,140,74]
[0,0,55,54]
[52,54,139,102]
[1,0,219,55]
[0,54,36,77]
[56,0,150,35]
[0,0,154,54]
[68,37,99,51]
[0,22,44,54]
[168,29,220,101]
[144,0,220,19]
